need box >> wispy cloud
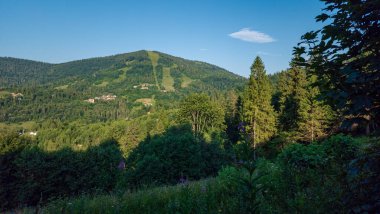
[256,51,281,56]
[199,48,208,51]
[229,28,276,43]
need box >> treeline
[0,57,52,88]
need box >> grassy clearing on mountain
[95,81,109,87]
[54,85,69,90]
[135,98,154,106]
[181,75,193,88]
[0,91,10,98]
[162,67,175,91]
[0,121,37,133]
[147,51,160,90]
[114,67,129,83]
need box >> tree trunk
[253,108,257,160]
[364,114,371,135]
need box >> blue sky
[0,0,324,77]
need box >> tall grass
[28,178,236,214]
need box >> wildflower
[179,176,188,185]
[238,122,246,133]
[118,160,126,170]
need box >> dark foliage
[294,0,380,134]
[124,125,228,187]
[0,137,123,211]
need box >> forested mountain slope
[0,50,244,90]
[0,57,52,87]
[0,50,245,123]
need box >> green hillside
[0,57,52,88]
[0,50,244,90]
[0,50,245,123]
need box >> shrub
[0,134,36,210]
[124,125,227,188]
[1,138,124,210]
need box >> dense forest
[1,0,379,213]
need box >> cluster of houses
[11,92,23,98]
[133,83,155,90]
[18,130,37,136]
[133,83,170,93]
[85,94,117,103]
[9,92,24,100]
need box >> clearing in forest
[147,51,160,90]
[181,75,193,88]
[135,98,154,107]
[114,66,129,83]
[54,85,69,90]
[162,67,175,91]
[0,91,10,98]
[95,81,109,87]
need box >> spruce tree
[277,64,335,142]
[296,75,335,142]
[243,56,276,152]
[277,65,308,132]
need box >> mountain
[0,50,246,123]
[0,50,244,90]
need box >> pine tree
[243,56,277,153]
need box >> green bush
[123,125,227,188]
[0,138,124,211]
[254,134,366,213]
[0,134,36,210]
[345,137,380,212]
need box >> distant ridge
[0,50,245,90]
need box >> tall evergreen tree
[297,75,335,142]
[277,64,335,142]
[277,66,308,132]
[243,56,276,152]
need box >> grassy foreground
[22,178,235,214]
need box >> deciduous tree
[178,93,225,136]
[294,0,380,134]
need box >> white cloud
[256,51,281,56]
[199,48,208,51]
[229,28,276,43]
